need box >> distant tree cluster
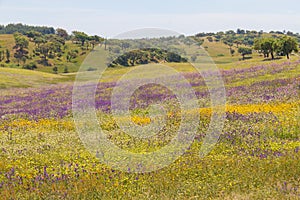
[2,27,104,71]
[72,31,103,50]
[13,33,29,66]
[109,48,188,67]
[195,28,300,60]
[196,28,300,50]
[254,36,298,59]
[0,23,55,35]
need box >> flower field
[0,59,300,199]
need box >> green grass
[0,67,71,88]
[1,33,300,199]
[0,35,91,73]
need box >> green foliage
[278,36,299,59]
[5,49,10,63]
[63,66,69,73]
[109,48,187,67]
[72,31,103,50]
[254,36,299,59]
[207,36,214,42]
[72,31,89,46]
[166,51,187,62]
[0,50,4,62]
[254,37,278,59]
[66,49,78,62]
[22,62,37,70]
[34,35,64,65]
[191,55,197,62]
[89,35,103,49]
[0,23,55,35]
[238,47,252,60]
[52,66,58,74]
[13,33,29,66]
[56,28,69,40]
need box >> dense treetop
[0,23,55,35]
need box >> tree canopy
[0,23,55,35]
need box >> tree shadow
[262,57,283,61]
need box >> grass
[0,35,300,199]
[0,35,91,73]
[0,67,71,88]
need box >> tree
[121,42,131,50]
[230,49,235,56]
[13,33,29,66]
[0,50,4,62]
[89,35,103,49]
[0,23,55,35]
[207,36,213,42]
[35,40,62,65]
[36,42,52,63]
[223,36,235,53]
[234,39,242,48]
[5,49,10,63]
[225,30,236,35]
[66,49,78,62]
[56,28,68,40]
[23,62,37,70]
[191,55,197,62]
[196,39,204,48]
[72,31,89,46]
[278,36,298,59]
[52,66,58,74]
[33,36,46,47]
[63,66,69,73]
[254,38,278,59]
[25,31,42,41]
[238,47,252,60]
[237,28,245,35]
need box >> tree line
[0,23,55,35]
[195,28,299,60]
[254,36,298,59]
[109,48,188,67]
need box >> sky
[0,0,300,38]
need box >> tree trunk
[271,52,274,60]
[287,53,290,59]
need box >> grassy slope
[0,67,71,89]
[1,35,300,200]
[0,34,299,89]
[0,34,91,73]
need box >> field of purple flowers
[0,59,300,199]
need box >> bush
[191,55,197,62]
[52,66,58,74]
[63,66,69,73]
[87,67,97,71]
[22,62,37,70]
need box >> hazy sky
[0,0,299,37]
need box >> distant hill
[0,24,299,74]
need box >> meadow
[0,44,300,200]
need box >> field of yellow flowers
[0,60,300,199]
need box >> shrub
[22,62,37,70]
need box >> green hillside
[0,67,71,88]
[0,26,299,80]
